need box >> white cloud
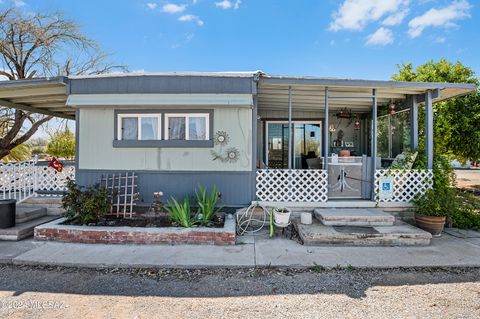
[192,0,197,4]
[215,0,232,9]
[162,3,187,14]
[366,27,394,46]
[12,0,25,7]
[434,36,446,43]
[215,0,241,10]
[382,7,409,26]
[408,0,471,38]
[146,2,157,10]
[329,0,409,31]
[178,14,204,26]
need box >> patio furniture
[306,158,322,169]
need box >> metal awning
[257,76,477,112]
[0,76,71,119]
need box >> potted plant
[412,187,457,237]
[272,207,291,225]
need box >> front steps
[314,208,395,226]
[0,205,59,241]
[295,208,432,246]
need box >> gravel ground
[0,265,479,318]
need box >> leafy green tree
[46,128,75,160]
[392,59,479,163]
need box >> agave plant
[195,184,222,225]
[164,196,196,228]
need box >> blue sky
[9,0,479,80]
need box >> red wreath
[49,157,63,172]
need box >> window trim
[117,113,162,141]
[113,109,214,148]
[164,113,210,141]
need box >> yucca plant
[165,196,196,228]
[195,184,222,225]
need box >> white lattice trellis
[36,164,76,193]
[256,169,328,202]
[374,169,433,202]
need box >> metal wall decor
[211,130,240,163]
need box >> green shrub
[62,178,109,224]
[195,184,221,225]
[412,187,459,217]
[449,191,480,230]
[164,196,196,228]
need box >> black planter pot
[0,199,16,228]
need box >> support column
[323,87,329,172]
[425,90,433,169]
[252,95,258,200]
[371,89,377,200]
[409,95,418,150]
[288,86,292,169]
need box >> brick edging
[34,216,236,245]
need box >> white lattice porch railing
[36,163,76,193]
[0,158,76,203]
[0,159,37,203]
[374,169,433,202]
[256,169,328,202]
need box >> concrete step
[21,197,63,208]
[0,216,60,241]
[314,208,395,226]
[19,197,63,215]
[15,206,47,224]
[295,219,432,246]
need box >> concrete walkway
[1,230,480,268]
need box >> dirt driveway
[0,265,479,319]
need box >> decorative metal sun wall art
[211,130,240,163]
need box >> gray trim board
[113,140,213,148]
[70,75,256,95]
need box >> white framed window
[164,113,210,141]
[117,114,162,140]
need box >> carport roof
[0,72,476,119]
[257,75,477,112]
[0,76,71,119]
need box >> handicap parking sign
[379,176,394,200]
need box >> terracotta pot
[339,150,350,157]
[415,215,446,237]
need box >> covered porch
[253,76,475,205]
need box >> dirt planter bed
[34,216,236,245]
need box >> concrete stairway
[296,208,432,246]
[0,205,59,241]
[20,197,64,215]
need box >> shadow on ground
[1,264,479,299]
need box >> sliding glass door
[266,121,322,169]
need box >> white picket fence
[0,157,75,203]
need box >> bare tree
[0,8,126,160]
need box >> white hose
[236,203,270,235]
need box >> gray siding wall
[76,169,254,206]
